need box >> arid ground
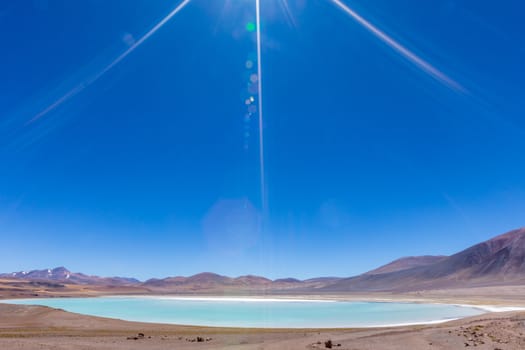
[2,285,525,349]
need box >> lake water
[4,296,485,328]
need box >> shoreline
[1,302,524,349]
[3,294,521,330]
[3,290,525,349]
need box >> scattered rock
[185,336,212,343]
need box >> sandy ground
[1,303,525,349]
[2,284,525,349]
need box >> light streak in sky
[21,0,464,214]
[256,0,267,213]
[26,0,192,125]
[278,0,297,29]
[330,0,465,93]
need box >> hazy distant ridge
[2,227,525,293]
[0,267,140,286]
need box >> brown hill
[323,227,525,292]
[140,274,343,293]
[142,273,301,292]
[364,256,447,275]
[234,275,272,286]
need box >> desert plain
[1,285,525,350]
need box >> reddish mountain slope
[364,256,447,275]
[323,228,525,292]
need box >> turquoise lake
[4,297,485,328]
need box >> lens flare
[330,0,465,93]
[246,22,256,32]
[26,0,192,126]
[256,0,267,214]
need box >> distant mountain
[364,256,447,275]
[143,272,235,291]
[0,267,140,286]
[1,266,335,292]
[273,278,302,284]
[3,227,525,293]
[5,267,71,281]
[142,273,313,292]
[322,227,525,292]
[234,275,273,286]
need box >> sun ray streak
[26,0,192,125]
[278,0,297,29]
[256,0,267,213]
[330,0,465,93]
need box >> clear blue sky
[1,0,524,280]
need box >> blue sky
[0,0,524,280]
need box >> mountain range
[2,227,525,293]
[0,267,140,286]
